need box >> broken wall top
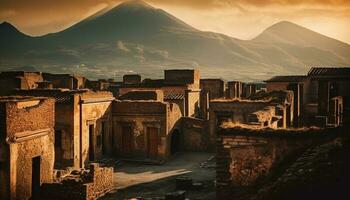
[217,126,339,138]
[118,90,163,101]
[164,69,199,86]
[123,74,141,85]
[265,75,307,83]
[1,97,55,136]
[113,100,168,114]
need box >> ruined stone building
[86,79,116,91]
[112,90,183,162]
[0,96,55,200]
[209,90,294,146]
[216,126,343,200]
[226,81,243,99]
[118,69,201,118]
[15,89,115,169]
[0,71,43,95]
[200,79,225,99]
[0,67,348,199]
[42,73,87,90]
[265,75,306,127]
[0,71,88,96]
[266,67,350,127]
[0,69,204,166]
[40,163,113,200]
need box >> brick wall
[216,127,339,200]
[41,163,113,200]
[200,79,225,99]
[181,117,210,151]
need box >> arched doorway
[170,129,181,155]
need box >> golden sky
[1,0,350,43]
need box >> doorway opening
[101,121,106,155]
[170,129,181,155]
[89,124,95,161]
[31,156,41,199]
[121,125,133,153]
[54,130,62,168]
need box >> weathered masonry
[40,163,113,200]
[200,79,225,99]
[112,90,182,162]
[266,67,350,127]
[0,96,55,200]
[118,69,201,118]
[0,71,88,96]
[216,127,340,200]
[209,90,294,146]
[15,89,115,169]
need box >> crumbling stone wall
[119,85,189,97]
[216,127,338,200]
[185,89,201,117]
[12,90,114,169]
[0,97,55,200]
[55,102,76,169]
[112,101,167,160]
[79,92,114,167]
[123,74,141,85]
[209,101,270,146]
[266,82,289,92]
[0,71,43,95]
[112,100,182,161]
[181,117,210,151]
[164,69,200,89]
[0,103,8,199]
[227,81,243,99]
[42,73,86,90]
[118,90,163,101]
[200,79,225,99]
[41,163,113,200]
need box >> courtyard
[101,152,216,200]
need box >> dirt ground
[100,152,216,200]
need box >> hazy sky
[1,0,350,43]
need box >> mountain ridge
[1,0,349,81]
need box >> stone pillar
[227,81,241,99]
[317,80,330,116]
[329,98,336,125]
[184,90,189,117]
[200,91,209,120]
[287,83,303,127]
[216,136,231,200]
[275,106,286,128]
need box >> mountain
[253,21,350,66]
[1,0,350,81]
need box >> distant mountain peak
[265,20,308,33]
[273,20,297,26]
[0,21,28,38]
[120,0,150,6]
[253,20,330,45]
[1,21,16,30]
[116,0,154,10]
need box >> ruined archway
[170,129,181,155]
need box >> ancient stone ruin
[0,67,349,199]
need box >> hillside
[1,0,350,81]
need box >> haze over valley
[1,0,350,81]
